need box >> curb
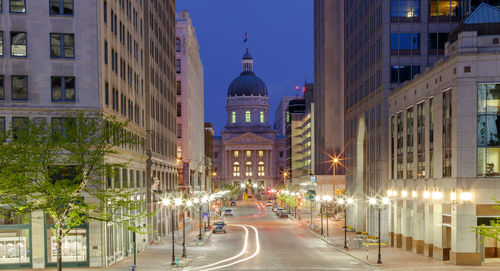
[304,227,378,267]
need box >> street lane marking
[184,224,249,271]
[184,224,261,271]
[201,225,260,271]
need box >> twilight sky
[176,0,314,135]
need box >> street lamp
[182,199,193,258]
[369,196,390,264]
[322,195,333,237]
[161,197,176,266]
[338,197,354,250]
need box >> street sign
[202,212,208,218]
[310,176,316,183]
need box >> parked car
[213,221,227,233]
[272,206,278,212]
[265,201,273,207]
[279,209,288,218]
[225,209,233,216]
[230,200,236,206]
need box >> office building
[175,10,205,194]
[0,0,177,268]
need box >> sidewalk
[293,214,500,270]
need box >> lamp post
[322,195,333,237]
[202,195,209,234]
[193,197,202,240]
[338,197,354,249]
[161,198,176,266]
[181,199,192,258]
[369,196,390,264]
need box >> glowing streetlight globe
[175,198,182,206]
[186,200,193,207]
[162,198,170,206]
[346,198,354,205]
[369,198,377,205]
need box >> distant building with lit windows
[213,50,286,192]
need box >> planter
[357,234,368,238]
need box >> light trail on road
[236,202,267,219]
[184,224,260,271]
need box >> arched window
[260,111,264,123]
[245,161,253,177]
[175,38,181,52]
[233,162,240,177]
[258,161,265,176]
[231,111,236,123]
[245,111,251,122]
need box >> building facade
[204,122,214,191]
[0,0,177,268]
[274,96,295,137]
[175,10,205,194]
[343,0,470,237]
[285,84,314,187]
[213,50,286,192]
[314,0,345,176]
[387,4,500,265]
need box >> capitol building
[213,50,286,191]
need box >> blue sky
[176,0,313,135]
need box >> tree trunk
[56,226,64,271]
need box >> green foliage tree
[0,113,150,271]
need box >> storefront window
[46,228,87,263]
[478,83,500,176]
[0,211,31,267]
[0,229,30,265]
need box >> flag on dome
[243,32,248,43]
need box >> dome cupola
[227,49,268,97]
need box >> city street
[183,201,372,271]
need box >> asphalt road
[184,201,377,271]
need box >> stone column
[395,200,402,248]
[413,201,425,254]
[432,203,445,261]
[424,201,433,257]
[450,203,481,265]
[31,210,45,268]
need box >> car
[230,200,236,206]
[213,221,227,233]
[265,201,273,207]
[272,206,278,212]
[225,209,233,216]
[276,207,285,216]
[279,209,288,218]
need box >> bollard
[129,265,136,271]
[175,257,180,266]
[195,238,199,245]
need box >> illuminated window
[246,150,252,157]
[245,111,251,122]
[258,150,264,157]
[429,0,459,17]
[233,150,239,158]
[245,161,252,177]
[233,162,240,177]
[260,111,264,123]
[231,111,236,123]
[258,161,265,176]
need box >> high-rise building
[313,0,344,176]
[175,10,205,194]
[388,5,500,263]
[284,83,315,187]
[0,0,177,268]
[274,96,295,137]
[204,122,214,190]
[343,0,472,239]
[213,50,286,191]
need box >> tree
[473,197,500,243]
[0,113,150,271]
